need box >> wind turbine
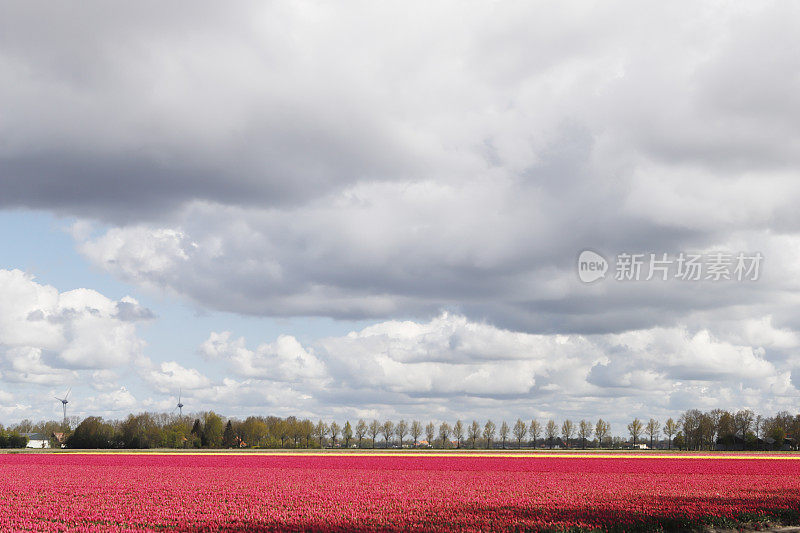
[176,389,184,418]
[54,387,71,424]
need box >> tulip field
[1,453,799,531]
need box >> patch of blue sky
[0,209,377,370]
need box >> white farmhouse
[22,433,51,449]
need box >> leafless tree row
[4,408,798,450]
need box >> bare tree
[356,419,368,448]
[709,408,725,447]
[529,420,542,448]
[595,419,610,448]
[410,420,422,446]
[791,415,800,444]
[680,410,701,450]
[381,420,395,448]
[663,418,677,450]
[734,409,755,449]
[773,411,795,435]
[718,411,735,442]
[646,418,660,450]
[699,413,715,450]
[315,420,329,447]
[291,419,304,447]
[425,422,435,447]
[545,420,558,449]
[483,420,496,449]
[343,421,353,447]
[439,422,452,448]
[561,420,575,447]
[329,422,341,447]
[15,419,34,433]
[513,419,527,448]
[628,418,643,448]
[453,420,464,448]
[759,415,771,443]
[578,420,593,449]
[368,419,380,449]
[468,420,480,449]
[499,421,510,449]
[303,419,315,448]
[395,420,408,447]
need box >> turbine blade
[65,387,71,400]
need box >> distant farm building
[22,433,51,448]
[52,432,66,448]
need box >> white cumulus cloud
[197,313,798,425]
[0,269,148,376]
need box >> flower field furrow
[1,454,799,532]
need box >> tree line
[0,425,30,448]
[2,408,798,450]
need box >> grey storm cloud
[3,1,800,337]
[0,1,436,220]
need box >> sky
[1,1,799,433]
